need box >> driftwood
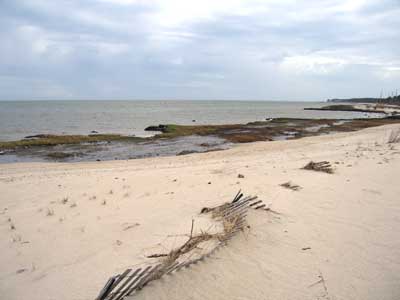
[146,253,168,258]
[254,204,266,210]
[302,161,334,174]
[249,200,262,207]
[280,181,302,191]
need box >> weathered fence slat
[249,200,262,207]
[95,192,268,300]
[114,266,152,300]
[96,276,117,300]
[107,268,141,300]
[254,204,266,210]
[127,264,162,295]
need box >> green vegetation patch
[0,134,142,150]
[2,117,400,152]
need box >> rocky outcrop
[144,124,168,132]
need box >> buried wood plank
[222,200,252,217]
[113,267,151,300]
[108,268,142,300]
[225,196,252,210]
[254,204,266,210]
[96,277,117,300]
[112,269,133,288]
[225,204,249,218]
[128,264,162,294]
[228,196,257,209]
[99,269,132,300]
[232,190,243,203]
[164,261,180,274]
[107,268,141,300]
[249,200,262,207]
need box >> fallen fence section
[95,192,263,300]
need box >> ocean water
[0,100,375,141]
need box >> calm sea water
[0,100,373,141]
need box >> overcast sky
[1,0,399,101]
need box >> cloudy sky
[1,0,399,101]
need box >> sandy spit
[1,124,400,300]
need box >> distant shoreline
[305,103,400,115]
[327,95,400,105]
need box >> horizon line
[0,98,327,102]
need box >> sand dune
[1,124,400,300]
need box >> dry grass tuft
[302,161,334,174]
[140,227,221,288]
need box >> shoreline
[2,116,400,163]
[1,124,400,300]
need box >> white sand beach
[1,124,400,300]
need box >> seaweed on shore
[153,118,400,144]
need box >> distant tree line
[327,94,400,105]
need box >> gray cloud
[0,0,399,100]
